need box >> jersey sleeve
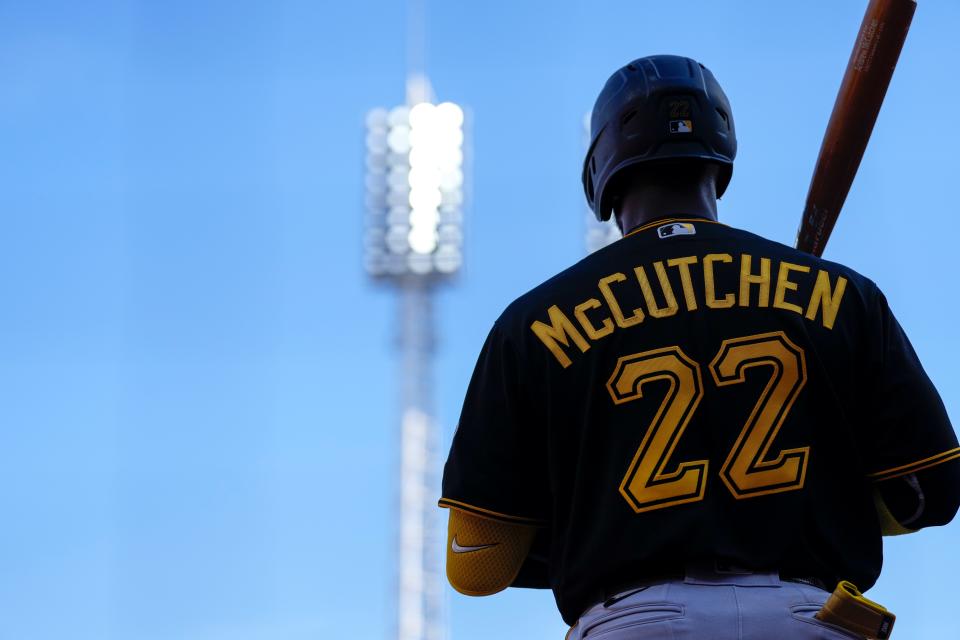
[439,321,550,526]
[862,289,960,481]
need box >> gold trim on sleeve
[868,447,960,482]
[438,498,547,526]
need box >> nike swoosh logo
[451,536,499,554]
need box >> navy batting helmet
[583,55,737,222]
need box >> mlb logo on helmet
[670,119,693,133]
[657,222,696,239]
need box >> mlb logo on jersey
[657,222,696,239]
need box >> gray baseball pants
[568,568,865,639]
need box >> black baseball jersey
[439,216,959,624]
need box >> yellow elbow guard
[445,508,537,596]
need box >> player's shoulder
[721,223,885,314]
[494,240,616,330]
[731,224,879,292]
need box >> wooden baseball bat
[795,0,916,256]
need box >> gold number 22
[607,331,808,513]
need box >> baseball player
[439,55,960,639]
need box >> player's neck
[617,182,718,235]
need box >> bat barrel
[796,0,916,256]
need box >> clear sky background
[1,1,957,638]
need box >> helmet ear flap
[582,55,737,221]
[582,127,610,220]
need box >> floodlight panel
[364,101,466,281]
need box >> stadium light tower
[364,67,465,640]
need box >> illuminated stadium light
[365,101,466,280]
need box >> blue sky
[0,0,957,638]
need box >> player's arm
[438,320,551,593]
[444,507,539,596]
[873,459,960,535]
[863,288,960,535]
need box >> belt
[784,574,829,591]
[601,569,685,606]
[598,561,831,606]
